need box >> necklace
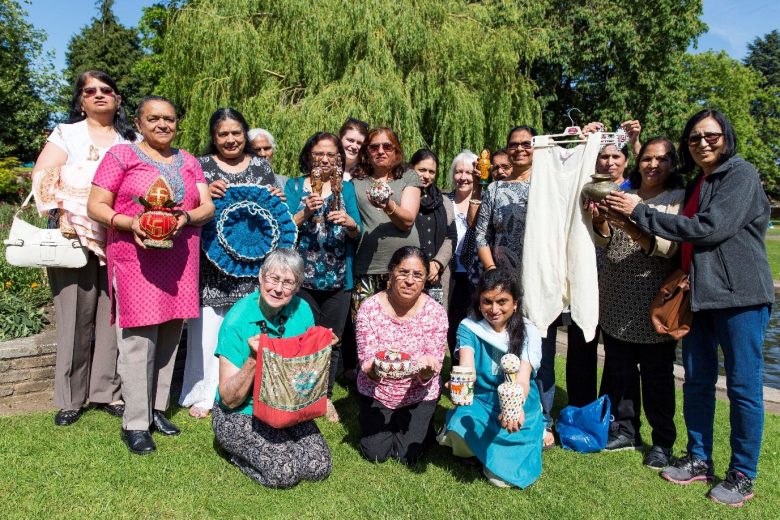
[384,291,421,321]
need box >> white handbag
[3,191,88,268]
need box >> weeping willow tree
[157,0,549,180]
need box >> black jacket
[631,156,774,311]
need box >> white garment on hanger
[521,132,601,341]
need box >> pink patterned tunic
[92,144,207,328]
[356,293,448,409]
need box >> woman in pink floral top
[356,246,448,465]
[88,96,214,456]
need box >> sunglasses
[368,142,395,153]
[687,132,723,146]
[507,141,533,151]
[82,86,115,97]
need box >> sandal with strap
[543,426,556,451]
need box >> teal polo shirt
[214,290,315,415]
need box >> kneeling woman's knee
[359,436,393,463]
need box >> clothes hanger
[532,108,622,148]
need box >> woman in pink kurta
[88,96,214,455]
[355,246,448,465]
[94,143,205,328]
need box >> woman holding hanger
[32,70,137,426]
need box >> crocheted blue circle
[202,184,297,278]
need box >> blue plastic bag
[557,395,611,453]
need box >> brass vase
[581,174,620,203]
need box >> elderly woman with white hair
[409,149,454,307]
[248,128,276,164]
[444,150,479,354]
[212,248,333,488]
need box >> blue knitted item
[202,184,297,278]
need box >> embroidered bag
[252,325,332,428]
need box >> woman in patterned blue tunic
[285,132,362,422]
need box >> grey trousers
[48,253,120,410]
[115,318,182,430]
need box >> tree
[531,0,706,136]
[0,0,57,161]
[63,0,144,112]
[156,0,550,180]
[745,30,780,88]
[131,1,186,100]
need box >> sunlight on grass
[1,360,778,519]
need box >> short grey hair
[447,149,478,190]
[248,128,276,150]
[260,249,304,288]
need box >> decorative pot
[374,349,415,379]
[450,366,476,406]
[498,382,525,423]
[139,208,178,249]
[581,173,620,203]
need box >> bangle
[628,228,641,241]
[183,211,191,225]
[469,199,482,206]
[485,264,496,270]
[384,201,396,216]
[110,212,120,229]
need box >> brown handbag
[649,268,692,340]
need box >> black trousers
[358,395,437,466]
[447,272,473,358]
[599,331,677,448]
[298,288,352,398]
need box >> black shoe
[643,445,673,469]
[151,410,180,436]
[94,403,125,417]
[605,431,642,451]
[54,408,83,426]
[121,428,156,455]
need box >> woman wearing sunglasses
[32,70,137,426]
[607,109,773,508]
[350,127,422,315]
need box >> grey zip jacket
[630,156,774,312]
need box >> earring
[80,110,85,117]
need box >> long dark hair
[298,132,347,174]
[472,269,525,356]
[628,137,685,190]
[387,246,430,277]
[678,109,737,175]
[67,70,135,141]
[204,108,252,156]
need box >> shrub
[0,157,32,204]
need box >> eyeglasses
[312,152,339,159]
[394,269,426,282]
[507,141,533,151]
[262,274,297,292]
[496,163,513,171]
[82,86,115,97]
[687,132,723,146]
[368,142,395,153]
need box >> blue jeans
[682,304,770,479]
[535,316,599,429]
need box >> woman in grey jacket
[606,110,773,508]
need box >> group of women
[31,70,771,506]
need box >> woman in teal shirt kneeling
[212,249,332,488]
[438,269,543,488]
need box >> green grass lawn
[1,359,778,519]
[765,226,780,279]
